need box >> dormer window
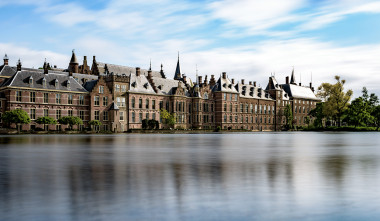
[223,83,226,88]
[55,79,59,88]
[143,83,149,89]
[131,82,136,88]
[67,80,71,88]
[158,85,162,90]
[249,92,253,96]
[29,76,33,85]
[42,77,46,87]
[228,84,232,89]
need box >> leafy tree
[373,105,380,130]
[283,104,293,130]
[160,109,176,128]
[88,120,102,131]
[148,119,159,129]
[58,116,83,130]
[309,103,325,128]
[317,76,353,126]
[36,116,57,131]
[142,119,149,129]
[1,109,31,131]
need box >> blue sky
[1,0,380,96]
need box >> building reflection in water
[1,133,380,220]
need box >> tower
[68,49,79,73]
[174,52,181,80]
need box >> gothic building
[0,51,320,132]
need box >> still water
[0,132,380,221]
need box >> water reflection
[1,133,380,220]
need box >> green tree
[317,76,353,126]
[148,119,159,129]
[1,109,31,131]
[58,116,83,130]
[283,104,293,130]
[372,105,380,130]
[309,103,325,128]
[36,116,57,131]
[142,119,149,129]
[160,109,176,128]
[88,120,102,131]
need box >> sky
[1,0,380,97]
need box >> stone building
[0,50,320,131]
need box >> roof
[1,70,88,93]
[236,83,273,100]
[281,84,319,100]
[129,73,156,94]
[0,65,16,77]
[151,77,189,96]
[109,102,119,110]
[212,75,239,93]
[83,80,98,92]
[96,62,163,78]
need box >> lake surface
[0,132,380,221]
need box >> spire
[290,66,296,84]
[70,49,78,64]
[174,52,181,80]
[3,53,9,65]
[17,58,22,71]
[149,59,152,71]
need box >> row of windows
[115,84,127,92]
[94,96,108,106]
[16,91,85,105]
[294,106,310,114]
[223,93,238,101]
[28,109,86,120]
[223,103,275,114]
[130,112,157,123]
[131,98,157,110]
[223,115,274,124]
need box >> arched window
[131,97,135,108]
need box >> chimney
[241,79,245,85]
[299,83,301,86]
[204,75,208,84]
[312,87,315,92]
[136,67,141,76]
[147,70,152,79]
[309,82,312,89]
[249,81,252,85]
[16,59,22,71]
[254,81,256,87]
[231,78,235,84]
[209,75,216,86]
[222,72,226,79]
[3,54,9,66]
[286,76,289,84]
[44,63,48,74]
[198,76,202,84]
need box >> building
[0,51,320,131]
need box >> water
[0,132,380,221]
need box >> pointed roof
[290,67,296,84]
[174,52,181,80]
[3,54,9,60]
[70,49,78,64]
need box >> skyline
[1,0,380,96]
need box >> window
[117,97,125,107]
[120,111,124,121]
[16,91,22,102]
[121,85,126,92]
[95,110,100,120]
[235,116,238,123]
[146,113,149,119]
[229,104,232,112]
[30,92,36,102]
[56,94,61,104]
[264,105,267,114]
[224,115,227,123]
[235,94,238,101]
[159,101,163,110]
[250,104,253,113]
[132,97,136,108]
[152,113,156,120]
[139,98,142,108]
[68,110,73,116]
[230,94,232,101]
[146,99,149,109]
[224,93,227,100]
[259,105,262,114]
[79,111,84,120]
[44,109,48,117]
[132,112,135,122]
[94,96,100,106]
[68,94,73,104]
[224,103,227,111]
[230,115,232,123]
[152,100,156,110]
[30,109,36,120]
[99,86,104,94]
[139,113,142,123]
[246,116,248,123]
[43,93,48,103]
[103,111,108,121]
[245,104,249,113]
[103,97,108,106]
[240,104,244,113]
[115,84,120,92]
[56,109,61,119]
[79,95,84,105]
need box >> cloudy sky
[1,0,380,97]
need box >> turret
[3,54,9,66]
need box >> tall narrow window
[56,109,61,119]
[68,110,73,116]
[152,100,156,110]
[99,86,104,94]
[16,91,22,102]
[121,85,126,92]
[120,111,124,121]
[132,97,135,108]
[44,109,48,117]
[103,111,108,121]
[79,95,84,105]
[146,99,149,109]
[79,111,84,120]
[30,92,36,102]
[103,97,108,106]
[94,96,100,106]
[30,109,36,120]
[68,94,73,105]
[132,112,135,123]
[56,94,61,104]
[95,110,100,120]
[139,98,142,109]
[43,93,49,103]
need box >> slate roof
[96,62,163,78]
[83,80,98,92]
[129,73,156,94]
[151,77,190,96]
[0,65,17,77]
[1,70,88,92]
[212,75,239,93]
[109,102,119,110]
[235,83,273,100]
[281,84,319,100]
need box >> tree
[309,103,325,128]
[160,109,176,128]
[283,104,293,130]
[317,76,353,127]
[36,116,57,131]
[1,109,31,131]
[148,119,159,129]
[142,119,149,129]
[58,116,83,130]
[88,120,102,131]
[373,105,380,130]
